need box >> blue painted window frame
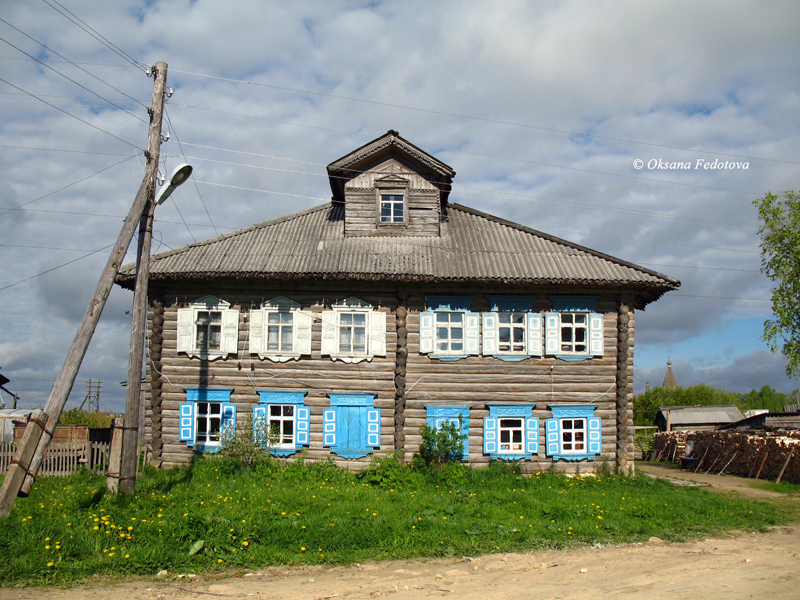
[254,390,310,457]
[483,404,539,460]
[323,393,381,459]
[179,388,235,454]
[545,404,602,461]
[425,405,470,460]
[420,296,479,361]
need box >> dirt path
[3,465,799,600]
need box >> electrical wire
[169,68,799,166]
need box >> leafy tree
[58,408,115,428]
[416,418,466,468]
[753,190,800,378]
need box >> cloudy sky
[1,0,799,412]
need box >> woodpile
[651,429,800,484]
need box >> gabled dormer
[327,130,455,238]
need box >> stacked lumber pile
[651,429,800,484]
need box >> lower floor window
[255,390,310,456]
[323,393,381,459]
[546,405,601,461]
[499,418,524,453]
[484,405,539,459]
[560,418,586,453]
[180,388,236,453]
[425,405,470,460]
[195,402,222,445]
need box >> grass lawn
[0,456,789,586]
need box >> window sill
[256,353,304,363]
[181,351,229,361]
[550,453,597,462]
[429,354,470,362]
[327,354,374,364]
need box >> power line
[0,243,114,291]
[0,156,136,217]
[0,77,141,151]
[0,144,132,156]
[40,0,144,70]
[0,17,148,113]
[169,68,799,166]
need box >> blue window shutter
[482,312,498,355]
[588,416,602,454]
[465,312,480,355]
[526,416,540,455]
[459,415,470,459]
[483,416,498,455]
[366,408,381,447]
[221,402,236,437]
[179,401,195,443]
[249,308,264,355]
[545,418,560,456]
[323,408,336,446]
[252,405,266,445]
[545,313,560,355]
[296,406,311,446]
[527,313,543,357]
[589,313,604,356]
[295,310,313,355]
[419,311,434,354]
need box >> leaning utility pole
[0,62,168,517]
[118,60,167,493]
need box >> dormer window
[380,193,405,223]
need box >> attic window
[379,193,405,223]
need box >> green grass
[0,456,789,586]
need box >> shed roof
[657,405,744,425]
[117,201,679,307]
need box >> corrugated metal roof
[118,201,679,305]
[658,405,744,425]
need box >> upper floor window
[544,296,604,361]
[249,297,313,362]
[419,297,480,360]
[481,296,542,361]
[177,296,239,360]
[321,298,386,363]
[380,194,404,223]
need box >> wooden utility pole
[0,62,168,516]
[118,62,167,495]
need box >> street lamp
[118,162,192,494]
[155,163,193,205]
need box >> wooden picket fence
[0,441,110,477]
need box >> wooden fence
[0,442,110,477]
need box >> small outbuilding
[654,405,744,432]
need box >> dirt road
[2,464,798,600]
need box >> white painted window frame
[321,298,386,364]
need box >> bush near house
[0,456,788,586]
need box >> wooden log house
[116,130,680,473]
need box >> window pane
[436,313,449,323]
[451,327,463,340]
[436,327,448,340]
[270,405,281,416]
[575,314,587,324]
[268,312,280,324]
[281,326,293,350]
[354,313,366,326]
[499,328,511,343]
[340,313,352,325]
[451,313,463,324]
[513,328,525,343]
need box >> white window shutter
[527,313,543,357]
[177,308,194,353]
[465,312,480,355]
[295,310,313,355]
[419,311,434,354]
[320,310,337,357]
[369,310,386,357]
[545,313,560,355]
[222,308,239,356]
[482,312,498,355]
[589,313,604,356]
[249,308,264,355]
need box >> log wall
[146,282,633,474]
